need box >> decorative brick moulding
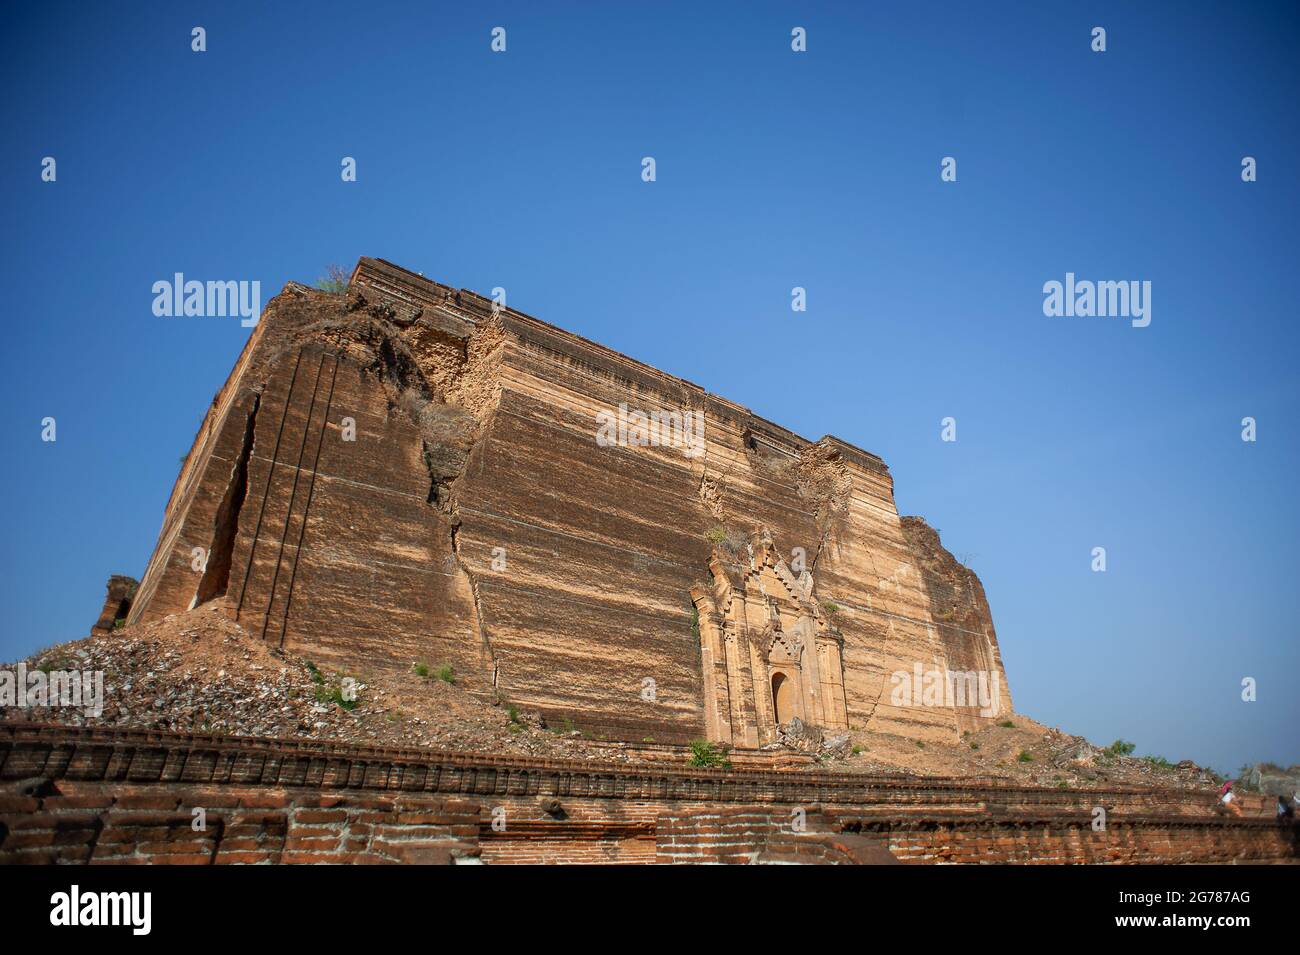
[2,725,1296,864]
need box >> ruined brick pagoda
[129,258,1013,749]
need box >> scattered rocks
[2,608,670,765]
[777,717,823,753]
[0,609,1224,794]
[821,732,853,760]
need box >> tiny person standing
[1219,780,1243,817]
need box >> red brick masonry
[1,725,1294,864]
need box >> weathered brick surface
[126,257,1012,748]
[0,783,481,866]
[876,818,1298,865]
[90,574,137,636]
[1,725,1295,865]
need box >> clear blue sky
[3,1,1296,775]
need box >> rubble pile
[0,608,1221,792]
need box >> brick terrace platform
[1,725,1295,864]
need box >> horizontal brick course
[1,725,1294,865]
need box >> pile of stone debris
[770,717,854,761]
[0,607,652,764]
[0,611,1227,789]
[1038,728,1221,789]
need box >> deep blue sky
[3,1,1296,774]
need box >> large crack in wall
[450,520,499,699]
[440,317,508,699]
[796,439,852,571]
[193,393,260,607]
[255,288,508,690]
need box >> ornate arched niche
[689,529,848,748]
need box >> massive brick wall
[2,727,1294,865]
[654,806,900,864]
[899,517,1013,734]
[131,256,1008,745]
[876,818,1297,864]
[0,785,480,865]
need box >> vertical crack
[195,394,259,606]
[449,518,499,699]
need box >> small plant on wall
[688,739,731,769]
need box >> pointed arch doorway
[771,670,796,725]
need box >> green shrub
[688,739,731,769]
[704,525,729,544]
[413,662,430,678]
[998,720,1015,728]
[1104,739,1136,758]
[970,742,980,750]
[435,665,455,684]
[547,716,577,736]
[316,685,357,711]
[1017,750,1033,763]
[315,263,349,293]
[38,653,74,674]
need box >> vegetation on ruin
[316,684,357,711]
[703,525,729,545]
[1104,739,1136,758]
[688,739,731,769]
[303,660,358,711]
[315,263,349,294]
[410,660,454,684]
[545,716,579,736]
